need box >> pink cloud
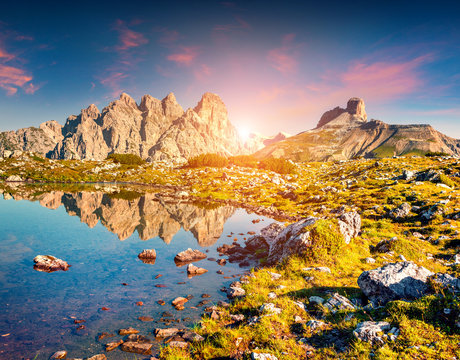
[308,54,433,103]
[24,82,43,94]
[114,19,148,51]
[0,46,15,62]
[267,33,299,75]
[0,63,35,96]
[167,46,199,66]
[99,71,129,97]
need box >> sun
[237,125,251,142]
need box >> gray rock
[324,293,355,313]
[227,286,245,299]
[430,273,460,291]
[338,211,361,244]
[353,321,391,344]
[306,320,326,330]
[358,261,434,304]
[389,203,411,220]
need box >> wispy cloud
[267,34,300,75]
[167,46,199,66]
[98,72,129,97]
[0,29,39,96]
[98,19,149,97]
[114,19,148,51]
[0,64,33,95]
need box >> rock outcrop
[357,261,434,304]
[256,97,460,161]
[225,212,361,265]
[0,120,63,156]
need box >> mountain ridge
[255,97,460,161]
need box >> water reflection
[1,186,235,245]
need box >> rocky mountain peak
[346,97,367,120]
[82,104,100,119]
[119,92,137,108]
[193,92,227,125]
[161,92,184,119]
[139,94,161,113]
[317,97,367,128]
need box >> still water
[0,187,274,359]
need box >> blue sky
[1,0,460,137]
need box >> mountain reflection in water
[2,187,235,245]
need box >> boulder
[357,261,434,304]
[154,328,180,337]
[187,263,208,275]
[430,273,460,292]
[86,354,107,360]
[172,297,188,307]
[261,212,360,263]
[137,249,156,259]
[118,327,139,335]
[174,248,207,263]
[105,340,123,352]
[389,203,411,220]
[33,255,70,272]
[323,293,355,313]
[51,351,67,359]
[120,342,152,355]
[338,211,361,244]
[353,321,391,344]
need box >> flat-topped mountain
[255,98,460,161]
[0,92,247,163]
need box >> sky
[1,0,460,138]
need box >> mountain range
[1,94,459,162]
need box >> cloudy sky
[1,0,460,137]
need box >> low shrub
[187,153,229,168]
[228,155,258,168]
[425,151,449,157]
[258,157,296,174]
[107,153,145,165]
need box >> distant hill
[255,98,460,161]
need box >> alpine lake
[0,183,277,359]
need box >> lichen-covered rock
[253,212,360,264]
[358,261,434,304]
